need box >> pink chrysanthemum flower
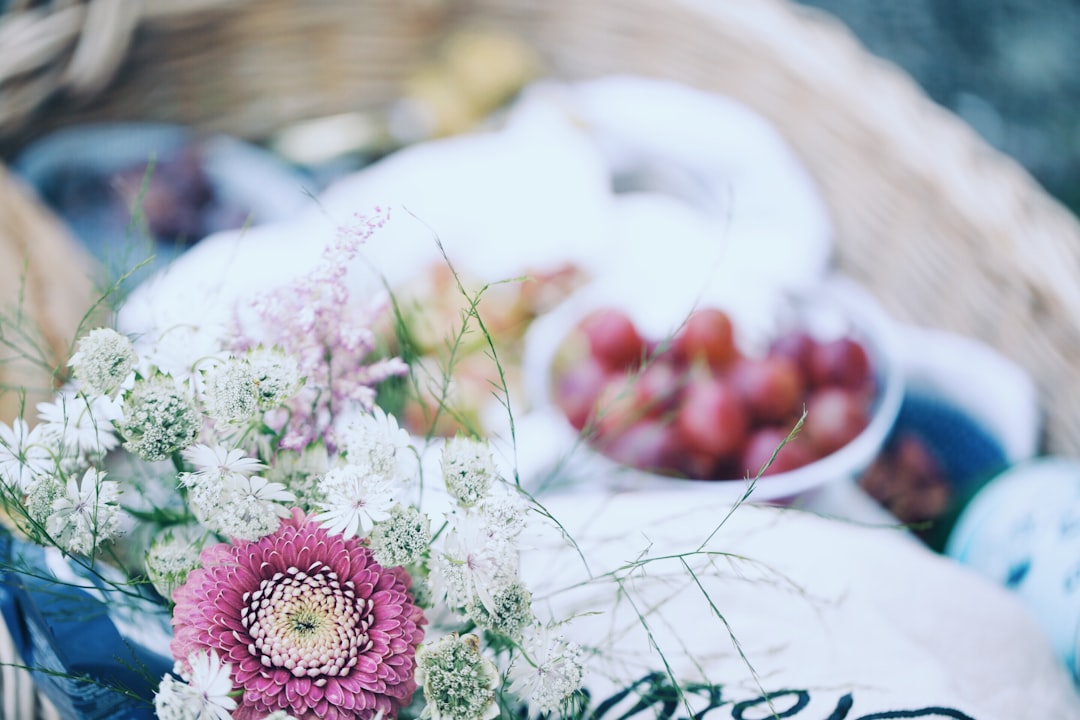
[171,509,426,720]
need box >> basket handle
[0,0,249,134]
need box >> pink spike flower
[171,509,426,720]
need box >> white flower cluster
[416,633,501,720]
[180,444,295,542]
[370,504,432,568]
[441,436,498,507]
[422,437,583,716]
[247,346,303,409]
[312,407,415,539]
[68,327,136,397]
[509,625,586,716]
[44,468,123,556]
[200,348,303,427]
[154,650,237,720]
[201,358,259,425]
[0,325,305,559]
[120,376,201,462]
[145,525,208,601]
[1,408,124,554]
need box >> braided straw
[0,165,101,424]
[0,0,249,134]
[1,0,1079,457]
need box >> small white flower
[24,475,64,527]
[508,625,584,715]
[431,509,518,612]
[46,468,123,556]
[339,406,414,484]
[201,358,259,424]
[36,392,120,459]
[145,526,208,601]
[68,327,136,397]
[195,474,294,542]
[120,376,200,462]
[263,444,328,508]
[247,346,302,409]
[139,323,225,394]
[475,491,529,542]
[416,633,499,720]
[182,444,265,482]
[441,437,498,507]
[370,505,432,567]
[313,465,397,539]
[154,650,236,720]
[466,580,535,640]
[0,418,56,492]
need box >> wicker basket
[3,0,1080,715]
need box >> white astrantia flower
[0,418,56,492]
[430,508,519,612]
[313,464,397,539]
[139,323,225,396]
[465,580,535,640]
[46,468,123,556]
[441,436,498,507]
[198,474,294,542]
[369,504,432,568]
[120,376,200,462]
[475,490,529,543]
[262,443,328,509]
[416,633,500,720]
[68,327,136,397]
[36,392,121,459]
[339,406,413,485]
[154,650,236,720]
[24,475,64,527]
[145,526,209,601]
[246,346,302,410]
[508,624,585,715]
[201,357,259,425]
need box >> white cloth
[522,489,1080,719]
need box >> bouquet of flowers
[0,206,590,720]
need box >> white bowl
[519,274,905,503]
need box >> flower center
[240,561,374,679]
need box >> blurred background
[793,0,1080,218]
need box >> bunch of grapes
[549,306,878,481]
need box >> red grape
[739,426,817,478]
[632,358,684,417]
[809,336,872,390]
[768,329,817,381]
[672,308,739,369]
[802,387,870,456]
[728,355,805,423]
[551,354,610,431]
[599,419,683,474]
[675,375,749,459]
[592,372,651,441]
[578,308,645,371]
